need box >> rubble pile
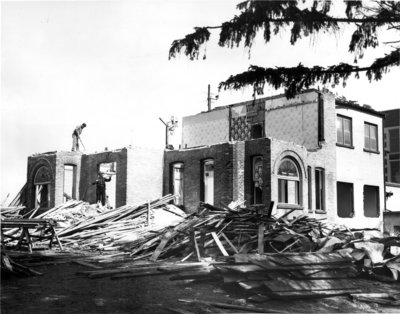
[2,199,399,285]
[38,195,187,251]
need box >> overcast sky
[1,0,399,203]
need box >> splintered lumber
[190,229,201,261]
[211,232,229,256]
[151,230,175,262]
[258,223,265,254]
[71,260,103,269]
[178,299,286,313]
[263,277,360,293]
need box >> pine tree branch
[219,49,400,98]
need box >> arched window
[34,166,51,209]
[278,158,301,205]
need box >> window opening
[63,165,77,202]
[277,158,301,205]
[337,115,352,147]
[251,156,263,204]
[251,124,263,139]
[202,159,214,205]
[364,123,378,152]
[315,168,325,211]
[364,185,380,217]
[337,182,354,217]
[172,163,184,206]
[98,162,117,209]
[33,166,51,210]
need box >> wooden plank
[252,260,354,271]
[220,232,238,254]
[71,260,103,269]
[211,232,229,256]
[258,223,265,254]
[214,264,264,273]
[264,278,359,293]
[150,229,176,262]
[190,229,201,262]
[271,289,363,299]
[238,281,264,290]
[178,299,286,313]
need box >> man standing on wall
[92,172,111,207]
[71,123,86,151]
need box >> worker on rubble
[71,123,86,151]
[92,172,111,207]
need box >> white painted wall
[181,108,229,148]
[386,184,400,211]
[335,108,384,230]
[126,146,164,206]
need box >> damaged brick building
[24,89,385,230]
[25,147,164,215]
[164,90,385,230]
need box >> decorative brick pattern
[230,116,250,141]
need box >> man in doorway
[72,123,86,151]
[92,172,111,206]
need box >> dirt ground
[1,251,400,314]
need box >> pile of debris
[2,199,399,282]
[123,203,398,283]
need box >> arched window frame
[277,157,302,206]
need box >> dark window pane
[337,182,354,218]
[364,185,380,217]
[390,160,400,183]
[278,179,288,203]
[389,129,400,153]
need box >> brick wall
[80,148,128,208]
[232,141,245,202]
[126,147,164,206]
[269,91,337,220]
[55,152,83,206]
[164,143,233,212]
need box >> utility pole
[207,84,211,111]
[207,84,218,111]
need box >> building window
[364,123,378,152]
[278,158,301,205]
[201,159,214,205]
[315,168,325,212]
[171,163,184,206]
[307,166,312,211]
[63,165,77,202]
[251,156,263,204]
[251,124,263,139]
[98,162,117,209]
[337,182,354,218]
[337,115,353,147]
[33,166,52,209]
[386,128,400,184]
[364,185,380,217]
